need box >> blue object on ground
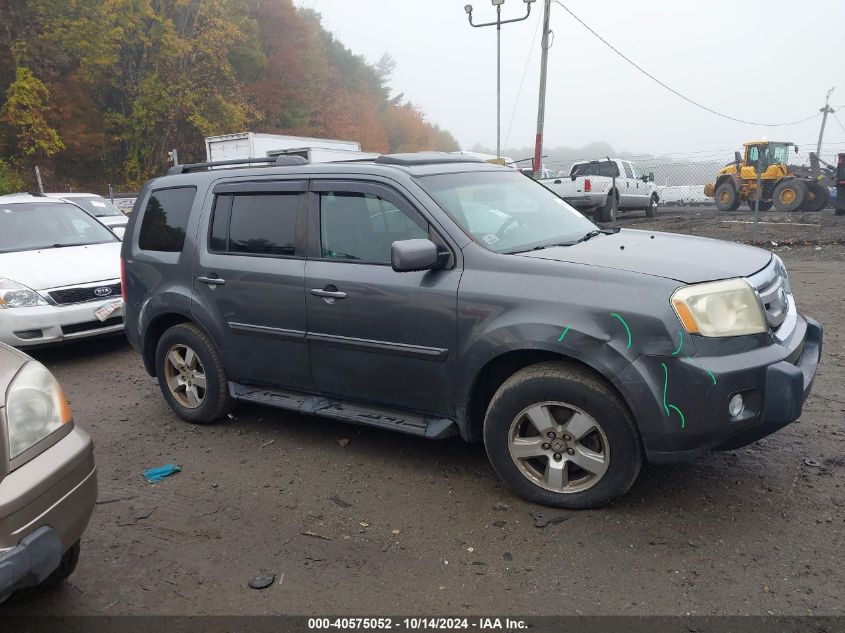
[143,464,181,484]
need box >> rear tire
[802,181,829,212]
[715,182,740,212]
[39,541,80,589]
[155,323,230,424]
[597,192,618,222]
[483,362,643,509]
[773,180,807,212]
[645,194,658,218]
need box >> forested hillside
[0,0,459,192]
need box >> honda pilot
[121,153,822,509]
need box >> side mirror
[570,172,577,181]
[794,145,799,154]
[648,171,655,182]
[735,151,743,164]
[391,239,444,273]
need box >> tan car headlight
[6,361,72,458]
[671,278,766,337]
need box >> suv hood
[0,242,122,290]
[519,229,771,284]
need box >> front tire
[802,181,829,212]
[155,323,230,424]
[483,362,643,509]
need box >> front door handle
[198,276,226,286]
[311,288,347,300]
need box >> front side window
[320,192,427,264]
[419,170,596,254]
[210,193,299,256]
[0,202,118,253]
[622,162,634,178]
[138,187,196,252]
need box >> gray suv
[121,153,822,509]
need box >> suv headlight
[6,361,72,458]
[671,278,766,337]
[0,278,49,309]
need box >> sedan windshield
[419,170,597,253]
[0,202,118,253]
[70,196,124,217]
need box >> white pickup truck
[539,158,659,222]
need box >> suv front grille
[49,283,121,305]
[747,257,794,338]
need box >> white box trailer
[266,146,379,164]
[205,133,361,162]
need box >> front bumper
[0,299,124,348]
[615,315,822,463]
[0,425,97,600]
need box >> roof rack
[166,155,308,176]
[375,152,485,167]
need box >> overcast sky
[294,0,845,158]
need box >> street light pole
[465,0,535,162]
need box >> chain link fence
[542,146,844,208]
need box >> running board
[229,383,458,439]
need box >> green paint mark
[705,369,717,386]
[668,404,686,429]
[661,362,686,429]
[610,312,632,350]
[671,330,683,356]
[558,325,571,342]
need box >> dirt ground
[3,208,844,616]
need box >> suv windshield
[419,170,596,253]
[0,202,118,253]
[70,196,124,218]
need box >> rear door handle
[311,289,347,300]
[198,276,226,286]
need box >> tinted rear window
[138,187,196,252]
[210,193,299,256]
[570,162,618,178]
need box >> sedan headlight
[0,278,49,309]
[671,278,766,337]
[6,361,72,458]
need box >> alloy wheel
[163,344,207,409]
[508,401,610,494]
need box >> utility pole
[34,166,44,193]
[465,0,535,162]
[533,0,552,178]
[816,86,835,156]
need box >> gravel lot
[4,207,844,616]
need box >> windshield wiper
[507,227,621,253]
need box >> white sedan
[0,194,124,348]
[45,192,128,238]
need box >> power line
[833,111,845,135]
[504,9,543,149]
[552,0,821,128]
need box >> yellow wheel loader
[704,141,831,213]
